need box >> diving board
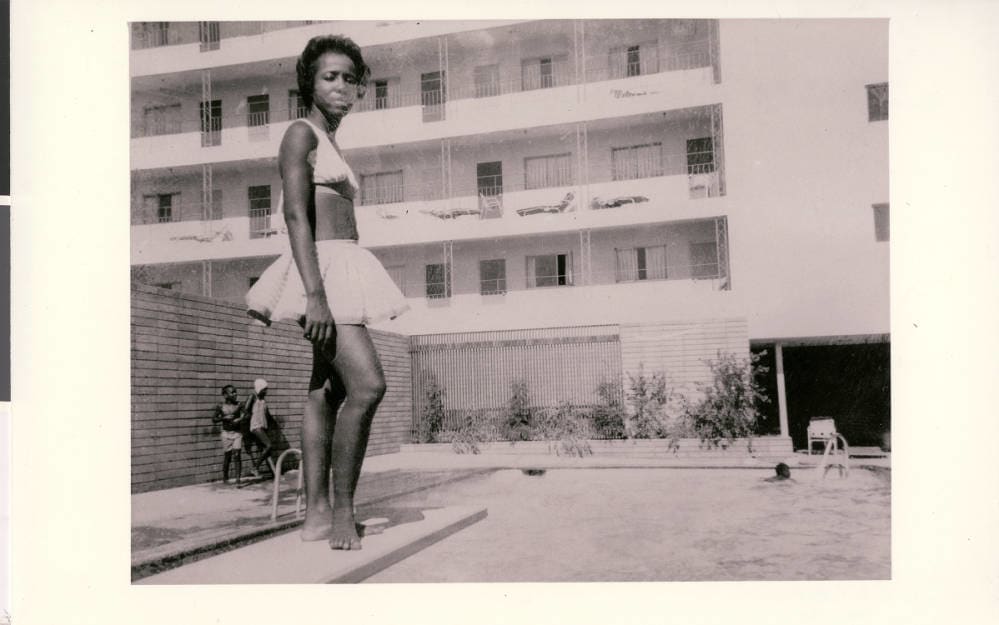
[137,505,487,584]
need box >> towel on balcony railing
[590,195,649,209]
[516,191,575,217]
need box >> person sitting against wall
[212,384,247,485]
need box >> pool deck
[132,445,889,582]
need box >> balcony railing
[390,260,728,301]
[132,39,715,138]
[130,21,330,50]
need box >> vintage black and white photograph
[127,18,891,584]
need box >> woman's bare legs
[327,324,386,550]
[300,349,346,541]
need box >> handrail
[817,433,851,479]
[271,448,304,522]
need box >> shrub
[417,373,446,444]
[625,368,678,439]
[450,410,490,455]
[504,380,535,441]
[534,402,593,457]
[682,350,770,450]
[590,380,627,439]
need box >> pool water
[365,467,890,582]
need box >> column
[776,342,789,438]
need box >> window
[144,193,178,224]
[867,82,888,122]
[360,170,404,205]
[199,99,222,146]
[143,103,182,136]
[690,241,719,278]
[199,21,220,51]
[616,246,667,282]
[873,203,889,241]
[421,71,446,122]
[609,43,659,78]
[425,263,450,299]
[527,253,572,288]
[686,137,714,174]
[374,80,389,110]
[288,90,307,120]
[248,185,272,239]
[477,161,503,197]
[154,282,179,290]
[247,94,269,127]
[524,153,574,190]
[479,259,507,295]
[132,22,170,49]
[521,56,567,90]
[612,143,664,181]
[474,64,501,98]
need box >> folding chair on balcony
[479,194,503,219]
[590,195,650,209]
[806,417,838,455]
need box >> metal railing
[131,20,329,50]
[132,40,715,138]
[271,448,304,522]
[410,325,623,438]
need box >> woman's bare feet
[329,502,361,550]
[301,505,333,541]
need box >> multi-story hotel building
[130,19,889,448]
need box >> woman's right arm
[279,124,336,349]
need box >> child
[245,378,276,476]
[212,385,246,484]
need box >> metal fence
[410,325,623,437]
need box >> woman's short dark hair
[296,34,369,108]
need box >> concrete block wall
[131,283,412,493]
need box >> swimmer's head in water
[775,463,791,479]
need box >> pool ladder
[817,434,851,478]
[271,448,304,522]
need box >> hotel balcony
[131,107,726,264]
[130,19,721,170]
[132,216,736,333]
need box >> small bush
[535,402,593,457]
[450,410,491,455]
[625,368,678,439]
[682,350,770,450]
[417,373,446,444]
[504,380,535,441]
[590,380,627,439]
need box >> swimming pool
[365,467,890,582]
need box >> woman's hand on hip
[304,291,337,351]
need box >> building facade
[130,19,889,448]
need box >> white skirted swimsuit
[245,119,409,327]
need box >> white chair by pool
[807,417,837,455]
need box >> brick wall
[131,283,412,493]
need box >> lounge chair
[516,191,575,217]
[591,195,650,209]
[421,207,481,220]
